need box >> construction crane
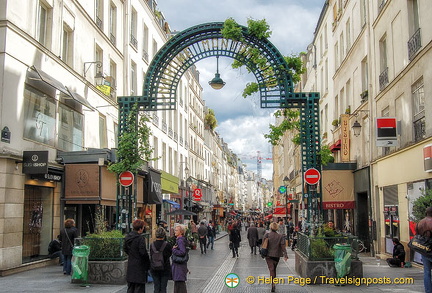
[238,151,272,178]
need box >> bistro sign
[22,151,48,174]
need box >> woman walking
[124,219,150,293]
[150,228,172,293]
[172,225,189,293]
[264,222,288,292]
[229,223,241,258]
[59,218,78,275]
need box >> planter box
[295,250,363,284]
[88,260,127,285]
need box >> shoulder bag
[64,228,74,248]
[260,236,269,258]
[408,230,432,257]
[172,238,189,264]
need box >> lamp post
[283,176,289,223]
[184,166,191,212]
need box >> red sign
[304,168,320,185]
[193,188,202,200]
[119,171,134,187]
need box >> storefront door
[22,185,53,263]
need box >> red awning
[273,207,286,215]
[264,214,273,219]
[330,139,341,152]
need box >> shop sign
[31,171,62,182]
[22,151,48,174]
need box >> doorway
[22,185,53,263]
[356,192,369,251]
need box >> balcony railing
[297,232,360,261]
[408,28,422,61]
[96,17,103,30]
[110,33,116,46]
[142,49,149,62]
[152,113,159,126]
[414,117,426,142]
[379,67,389,91]
[162,121,167,133]
[130,34,138,48]
[168,127,173,138]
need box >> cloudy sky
[157,0,324,180]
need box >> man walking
[207,221,216,250]
[247,223,259,255]
[417,207,432,293]
[198,221,208,254]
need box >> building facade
[0,0,260,272]
[274,0,432,262]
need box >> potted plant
[332,119,340,127]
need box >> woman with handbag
[264,222,288,292]
[229,223,241,258]
[171,225,189,293]
[124,219,150,293]
[59,218,78,275]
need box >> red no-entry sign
[304,168,320,185]
[119,171,134,187]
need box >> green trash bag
[333,244,352,278]
[71,245,90,281]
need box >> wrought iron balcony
[408,28,421,61]
[379,67,389,91]
[96,17,103,30]
[414,117,425,142]
[142,50,149,62]
[110,33,116,46]
[130,34,138,48]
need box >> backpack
[150,241,167,271]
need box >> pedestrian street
[145,229,425,293]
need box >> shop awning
[322,169,355,209]
[163,199,180,209]
[273,207,288,218]
[31,66,69,95]
[66,88,96,111]
[145,169,163,204]
[330,139,341,152]
[30,66,95,110]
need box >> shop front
[322,165,356,236]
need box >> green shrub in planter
[83,230,127,261]
[310,238,334,260]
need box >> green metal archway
[117,22,321,230]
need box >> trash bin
[71,245,90,284]
[333,243,352,278]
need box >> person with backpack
[150,228,172,293]
[48,235,64,265]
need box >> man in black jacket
[48,235,64,265]
[198,221,208,254]
[386,238,405,267]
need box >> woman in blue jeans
[150,228,172,293]
[60,219,78,275]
